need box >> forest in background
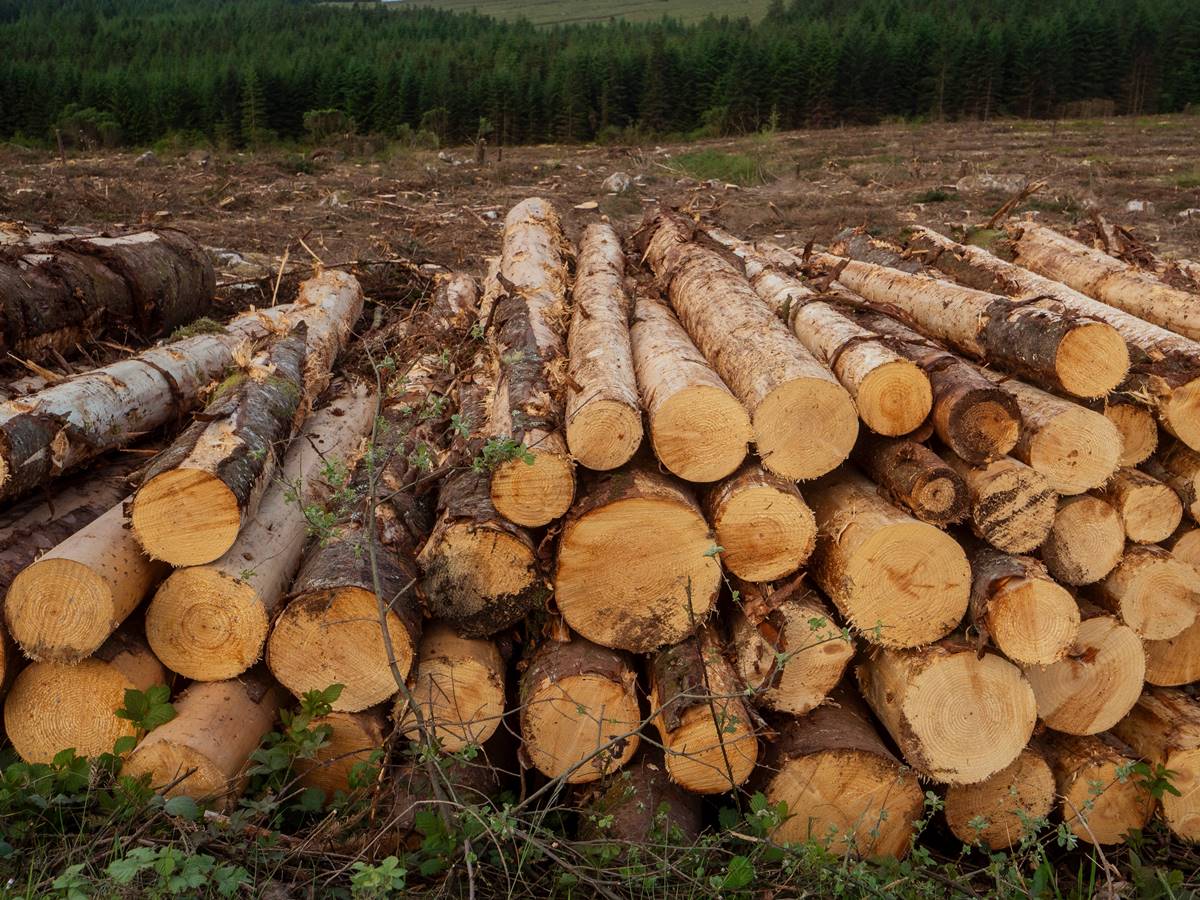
[0,0,1198,150]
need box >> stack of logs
[5,199,1200,861]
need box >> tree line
[0,0,1198,150]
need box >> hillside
[412,0,774,25]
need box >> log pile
[4,204,1200,866]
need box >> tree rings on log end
[490,449,575,527]
[131,467,242,566]
[986,577,1081,667]
[1053,322,1130,399]
[856,359,932,437]
[566,399,643,472]
[944,748,1055,850]
[650,384,751,482]
[1164,377,1200,452]
[1146,618,1200,686]
[754,378,858,481]
[8,558,120,663]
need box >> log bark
[1145,439,1200,523]
[5,496,168,662]
[577,751,702,849]
[943,453,1056,553]
[519,634,640,783]
[808,250,1129,400]
[265,520,422,712]
[297,708,387,801]
[565,224,643,471]
[703,462,815,581]
[1036,732,1154,845]
[629,291,750,481]
[1146,616,1200,687]
[806,469,970,648]
[943,747,1055,850]
[1039,495,1126,585]
[124,669,281,810]
[967,544,1080,666]
[144,385,376,681]
[756,685,924,859]
[1021,605,1145,735]
[486,198,576,527]
[1087,544,1197,640]
[727,577,854,716]
[853,436,968,526]
[856,638,1037,784]
[1110,686,1200,842]
[1097,467,1182,544]
[641,210,858,480]
[909,225,1200,452]
[555,460,722,653]
[3,626,166,763]
[648,626,758,794]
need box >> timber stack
[3,200,1200,866]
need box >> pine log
[3,627,166,763]
[5,497,168,662]
[297,708,387,800]
[641,211,858,480]
[565,224,643,471]
[1039,495,1126,585]
[145,385,376,681]
[486,198,575,527]
[909,225,1200,452]
[756,685,923,859]
[648,626,759,794]
[1097,467,1183,544]
[555,460,722,653]
[577,752,702,848]
[1087,544,1197,640]
[1146,617,1200,687]
[266,520,421,712]
[629,291,751,481]
[808,250,1129,399]
[943,747,1056,850]
[1021,606,1145,735]
[854,436,968,526]
[1036,732,1155,845]
[857,639,1037,784]
[396,623,506,753]
[727,578,854,716]
[1145,439,1200,523]
[519,635,641,783]
[703,462,815,581]
[1093,397,1157,467]
[807,469,970,648]
[1166,525,1200,572]
[427,271,480,338]
[124,670,281,809]
[968,544,1080,666]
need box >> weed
[914,188,958,203]
[669,149,767,186]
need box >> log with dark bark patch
[943,453,1057,554]
[1039,494,1126,586]
[576,751,702,850]
[853,435,968,526]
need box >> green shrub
[669,149,766,186]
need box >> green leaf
[721,855,755,890]
[112,735,137,755]
[164,795,201,821]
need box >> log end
[124,740,231,807]
[297,711,386,800]
[1103,553,1197,640]
[1107,403,1158,467]
[651,384,751,483]
[1057,747,1155,845]
[944,389,1021,464]
[756,378,858,481]
[1119,482,1184,544]
[856,359,932,437]
[944,748,1055,850]
[1164,377,1200,453]
[1146,618,1200,686]
[1054,322,1130,399]
[522,672,640,783]
[909,469,969,527]
[987,577,1081,667]
[132,468,241,566]
[712,484,815,582]
[6,557,116,663]
[567,399,643,472]
[490,449,575,527]
[1161,747,1200,841]
[659,701,758,794]
[970,459,1057,554]
[1031,407,1122,495]
[1040,495,1125,585]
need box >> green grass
[1171,171,1200,188]
[412,0,775,26]
[914,188,957,203]
[669,149,766,185]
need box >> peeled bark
[297,708,387,800]
[857,638,1037,784]
[1039,495,1126,585]
[629,291,751,481]
[854,436,968,526]
[145,386,376,681]
[944,453,1057,553]
[1087,544,1197,640]
[807,469,970,648]
[641,210,858,480]
[944,747,1056,850]
[565,224,643,471]
[555,460,722,653]
[1097,467,1183,544]
[1146,439,1200,523]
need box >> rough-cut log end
[1106,402,1158,467]
[1164,378,1200,452]
[7,558,121,663]
[1040,734,1155,845]
[1108,476,1183,545]
[1054,322,1131,399]
[982,573,1081,667]
[651,385,751,482]
[131,468,242,566]
[146,568,267,681]
[566,399,643,471]
[490,450,575,527]
[1022,614,1145,735]
[1092,546,1197,640]
[856,359,932,437]
[707,468,815,582]
[1040,495,1125,585]
[939,384,1021,464]
[1027,404,1122,495]
[297,710,385,799]
[944,748,1055,850]
[755,378,858,480]
[1146,617,1200,686]
[950,455,1056,554]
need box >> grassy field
[406,0,775,25]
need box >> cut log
[565,224,643,471]
[1110,687,1200,842]
[1097,467,1183,544]
[1167,525,1200,572]
[857,638,1037,784]
[807,469,970,648]
[266,521,421,712]
[145,385,376,681]
[487,198,575,527]
[4,628,166,763]
[629,291,751,481]
[519,635,640,783]
[808,250,1129,399]
[727,578,854,716]
[944,747,1056,850]
[854,436,968,526]
[1146,439,1200,523]
[703,462,815,581]
[124,671,281,809]
[1021,606,1145,735]
[1094,397,1157,467]
[945,452,1057,554]
[555,461,722,653]
[967,544,1080,666]
[1087,544,1197,640]
[427,271,480,338]
[641,211,858,480]
[396,622,506,753]
[1037,732,1154,845]
[1039,495,1126,585]
[297,708,387,800]
[5,497,168,662]
[757,685,923,859]
[648,626,758,794]
[909,225,1200,452]
[577,752,702,848]
[1146,617,1200,687]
